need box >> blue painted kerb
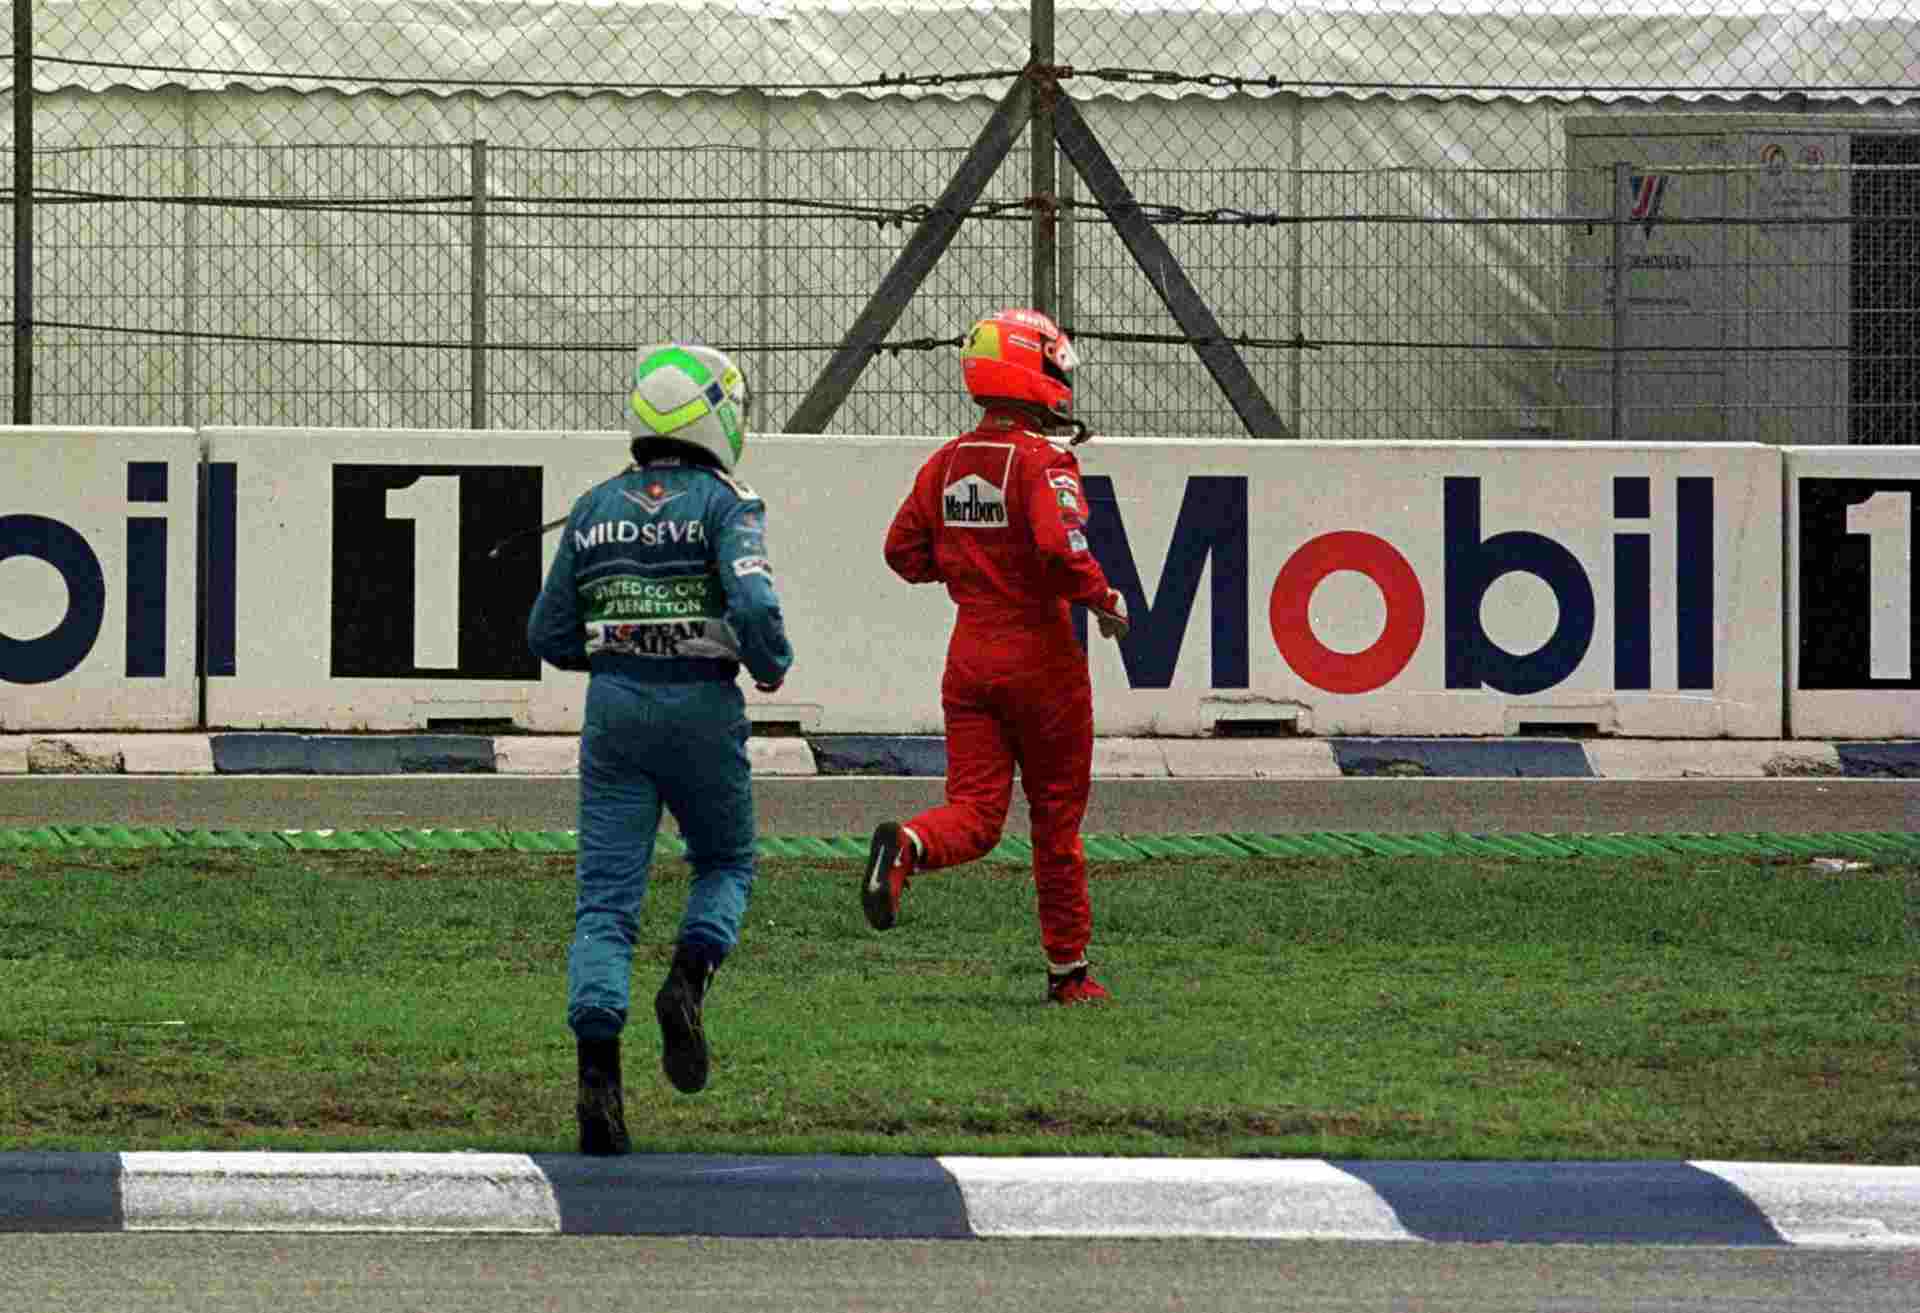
[210,733,497,775]
[1835,741,1920,778]
[806,735,948,777]
[532,1153,974,1238]
[0,1153,123,1233]
[1331,737,1595,778]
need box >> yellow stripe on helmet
[629,390,709,435]
[960,321,1001,361]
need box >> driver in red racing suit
[864,308,1129,1006]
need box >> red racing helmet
[960,307,1078,421]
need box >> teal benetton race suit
[528,455,793,1042]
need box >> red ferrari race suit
[883,408,1117,967]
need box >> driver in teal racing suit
[528,342,792,1155]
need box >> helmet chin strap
[988,399,1093,445]
[1041,414,1095,447]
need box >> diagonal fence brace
[1052,96,1294,439]
[784,75,1034,434]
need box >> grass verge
[0,846,1911,1160]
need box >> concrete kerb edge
[1160,738,1343,779]
[1584,739,1844,780]
[2,732,219,775]
[491,737,581,776]
[118,1151,561,1234]
[0,734,1915,778]
[747,737,819,776]
[1090,738,1171,777]
[7,1153,1918,1244]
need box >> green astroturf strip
[1446,834,1579,859]
[1125,834,1253,859]
[384,828,513,853]
[1556,834,1675,859]
[1661,833,1788,858]
[1223,832,1368,858]
[0,826,67,850]
[275,829,408,853]
[3,828,1915,859]
[506,830,578,853]
[51,825,177,849]
[1326,832,1461,859]
[1759,833,1889,859]
[1841,831,1920,857]
[760,836,851,860]
[172,828,287,850]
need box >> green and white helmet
[626,342,752,472]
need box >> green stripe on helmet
[637,346,713,387]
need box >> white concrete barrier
[5,428,1807,738]
[1,428,202,729]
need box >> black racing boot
[654,944,719,1094]
[575,1037,630,1156]
[862,821,915,931]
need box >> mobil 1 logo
[1797,477,1916,689]
[0,460,176,685]
[331,464,543,679]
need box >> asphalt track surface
[3,772,1915,1311]
[1,774,1916,836]
[5,1232,1916,1313]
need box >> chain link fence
[3,1,1917,441]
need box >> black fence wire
[3,1,1918,442]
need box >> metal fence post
[471,138,488,430]
[1030,0,1057,319]
[1287,99,1304,439]
[1059,140,1076,336]
[181,92,199,429]
[757,89,772,406]
[1611,160,1630,443]
[13,0,34,423]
